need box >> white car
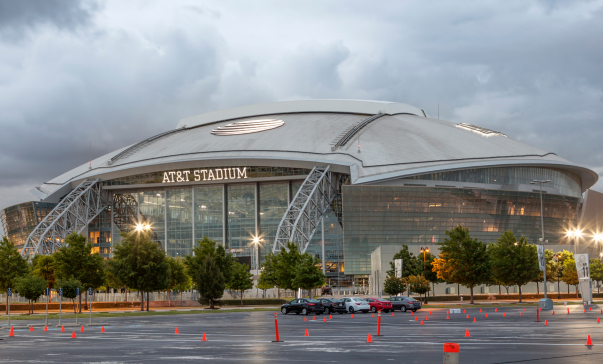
[341,297,370,314]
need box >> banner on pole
[575,254,592,302]
[395,259,403,278]
[537,245,545,272]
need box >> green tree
[590,259,603,294]
[532,249,556,294]
[0,237,30,313]
[53,232,105,311]
[166,256,188,307]
[274,242,303,291]
[403,274,430,301]
[435,225,490,304]
[109,231,170,311]
[489,231,540,303]
[387,245,420,278]
[259,252,279,297]
[14,273,47,314]
[383,276,404,296]
[561,253,579,298]
[291,254,326,298]
[185,237,234,284]
[56,277,82,313]
[229,261,254,305]
[33,255,56,290]
[196,255,225,309]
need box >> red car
[364,297,393,313]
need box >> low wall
[410,293,603,302]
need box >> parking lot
[1,304,603,363]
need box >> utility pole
[531,179,552,310]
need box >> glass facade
[407,166,582,197]
[194,186,224,244]
[0,201,56,251]
[138,191,165,247]
[227,184,256,250]
[88,207,112,258]
[166,189,193,257]
[342,185,581,275]
[259,183,289,260]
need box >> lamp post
[531,179,552,310]
[419,247,429,304]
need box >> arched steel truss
[272,166,338,254]
[21,179,110,258]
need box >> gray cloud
[1,0,602,236]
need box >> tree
[185,237,234,284]
[387,245,419,278]
[53,232,105,311]
[489,231,540,303]
[229,261,254,305]
[166,257,188,307]
[274,242,303,292]
[383,276,405,296]
[0,236,30,313]
[109,231,170,311]
[14,273,47,314]
[259,252,279,297]
[196,255,225,309]
[532,249,555,294]
[590,259,603,294]
[561,253,579,298]
[291,254,326,298]
[56,277,82,313]
[403,274,430,301]
[434,225,490,304]
[33,255,56,291]
[104,259,129,301]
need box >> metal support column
[321,215,325,274]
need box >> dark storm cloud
[1,0,602,236]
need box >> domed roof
[34,100,597,201]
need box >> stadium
[2,99,602,291]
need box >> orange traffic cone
[367,333,373,343]
[597,317,600,323]
[590,307,592,311]
[372,313,375,318]
[552,310,555,315]
[473,317,476,322]
[30,325,33,331]
[485,313,488,318]
[503,312,506,317]
[351,314,354,318]
[329,314,332,319]
[323,317,327,322]
[305,329,309,336]
[9,326,14,337]
[392,312,395,317]
[495,308,498,312]
[520,312,523,316]
[411,311,414,316]
[61,326,65,332]
[447,310,449,314]
[415,316,418,321]
[479,309,482,313]
[584,309,586,313]
[304,316,307,321]
[202,333,207,341]
[429,311,432,315]
[44,325,48,332]
[71,331,76,339]
[586,335,593,346]
[101,326,105,333]
[312,316,315,321]
[80,326,84,333]
[175,327,179,334]
[466,314,469,319]
[420,320,424,325]
[523,307,525,311]
[601,309,602,314]
[567,308,570,314]
[446,315,450,320]
[465,329,470,337]
[463,309,466,313]
[544,320,548,326]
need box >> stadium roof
[32,100,598,202]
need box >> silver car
[341,297,370,313]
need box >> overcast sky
[1,0,602,236]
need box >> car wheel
[281,308,288,314]
[302,308,308,315]
[371,306,377,313]
[324,308,330,315]
[401,306,407,312]
[349,307,355,314]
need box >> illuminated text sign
[162,167,248,183]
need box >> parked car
[317,297,347,314]
[364,297,393,313]
[387,296,422,312]
[341,297,370,313]
[280,298,324,315]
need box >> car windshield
[307,299,320,303]
[352,298,365,302]
[375,298,388,302]
[330,298,342,302]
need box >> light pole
[531,179,552,310]
[419,247,429,304]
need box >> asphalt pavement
[1,304,603,363]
